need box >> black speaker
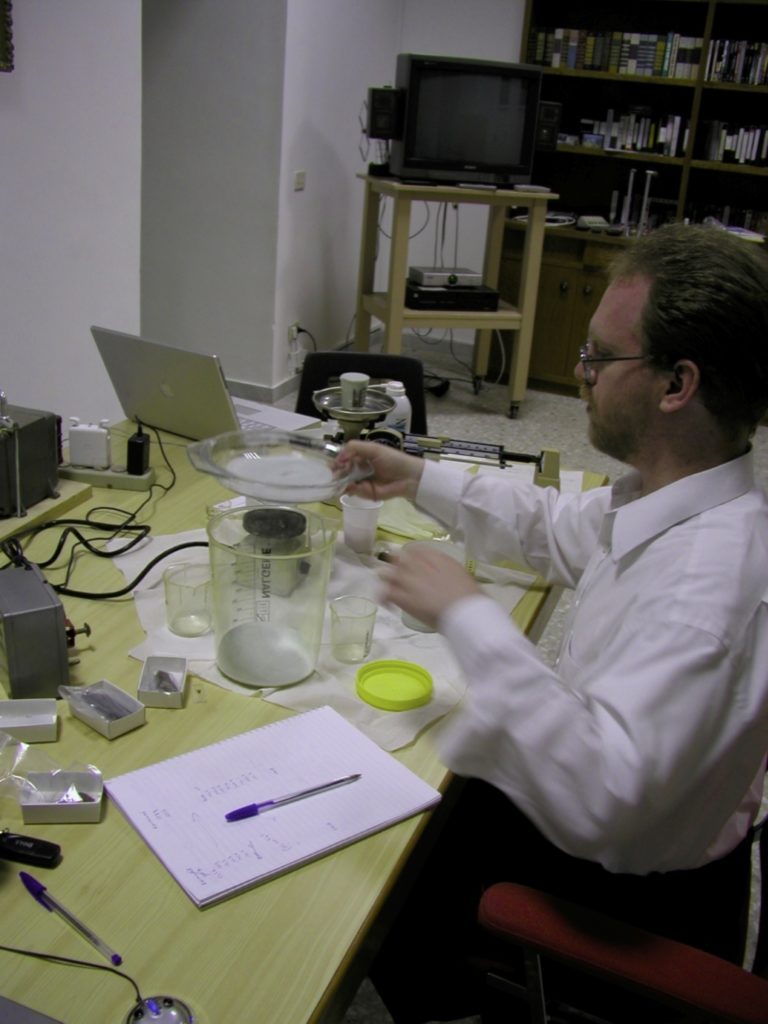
[536,101,562,151]
[367,87,404,140]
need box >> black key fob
[0,829,61,868]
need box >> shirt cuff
[416,460,467,529]
[439,592,528,679]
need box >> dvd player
[408,266,483,287]
[405,282,500,312]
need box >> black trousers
[370,779,754,1023]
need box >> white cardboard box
[138,656,188,709]
[0,699,57,742]
[62,680,145,739]
[21,769,104,824]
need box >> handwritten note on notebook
[105,706,441,907]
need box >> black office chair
[295,351,428,435]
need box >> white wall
[0,0,527,428]
[0,0,141,425]
[384,0,528,284]
[141,0,287,393]
[277,0,528,371]
[276,0,404,380]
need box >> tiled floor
[282,346,768,1023]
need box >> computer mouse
[124,995,195,1022]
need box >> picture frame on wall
[1,0,13,73]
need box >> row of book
[686,205,768,236]
[576,109,689,158]
[705,39,768,86]
[526,27,704,78]
[700,121,768,165]
[527,27,768,85]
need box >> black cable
[1,517,207,599]
[296,326,318,352]
[0,521,151,588]
[0,423,183,593]
[0,943,144,1002]
[53,540,209,600]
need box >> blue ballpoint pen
[20,871,123,966]
[225,772,362,822]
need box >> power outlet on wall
[287,321,303,374]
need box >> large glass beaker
[208,506,337,687]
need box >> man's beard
[581,384,640,464]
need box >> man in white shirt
[339,223,768,1022]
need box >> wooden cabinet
[526,263,603,384]
[499,228,624,390]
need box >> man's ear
[659,360,700,411]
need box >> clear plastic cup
[163,563,212,637]
[329,595,377,663]
[340,494,383,554]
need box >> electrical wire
[490,327,508,386]
[0,424,184,598]
[376,196,431,241]
[53,540,209,600]
[0,943,144,1003]
[296,326,318,352]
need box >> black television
[387,53,543,187]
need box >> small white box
[138,656,188,709]
[60,679,145,739]
[0,699,57,742]
[21,769,104,824]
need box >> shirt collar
[607,449,756,560]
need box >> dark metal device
[0,397,60,518]
[0,562,69,698]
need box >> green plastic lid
[356,660,433,712]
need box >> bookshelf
[497,0,768,394]
[521,0,768,229]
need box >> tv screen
[388,54,542,187]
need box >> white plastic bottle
[383,380,412,433]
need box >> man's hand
[383,546,482,631]
[336,440,425,501]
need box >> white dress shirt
[416,451,768,874]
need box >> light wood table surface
[0,426,594,1023]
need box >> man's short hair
[609,223,768,436]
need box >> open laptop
[91,326,317,440]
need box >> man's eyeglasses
[579,345,647,385]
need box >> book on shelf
[105,705,442,907]
[550,26,565,68]
[575,105,689,158]
[527,25,707,81]
[702,121,768,166]
[705,38,768,85]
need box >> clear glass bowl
[187,429,372,502]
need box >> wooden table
[0,427,571,1023]
[352,175,555,417]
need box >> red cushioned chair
[476,807,768,1024]
[478,879,768,1023]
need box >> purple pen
[225,772,361,822]
[20,871,123,966]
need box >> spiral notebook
[105,706,441,907]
